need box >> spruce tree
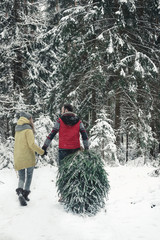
[0,0,17,138]
[1,0,160,165]
[43,0,160,162]
[56,150,110,216]
[0,0,48,139]
[90,109,117,164]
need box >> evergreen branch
[56,150,110,216]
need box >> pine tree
[36,0,61,117]
[18,0,47,109]
[46,0,112,124]
[56,150,110,216]
[0,0,48,139]
[46,0,160,162]
[0,0,18,138]
[90,109,117,164]
[1,0,160,166]
[120,0,160,160]
[0,136,14,170]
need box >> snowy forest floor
[0,164,160,240]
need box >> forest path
[0,165,160,240]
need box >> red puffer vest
[59,118,81,149]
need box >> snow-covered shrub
[150,153,160,168]
[0,137,14,170]
[148,168,160,177]
[89,110,118,165]
[34,115,58,166]
[126,118,157,163]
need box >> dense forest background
[0,0,160,168]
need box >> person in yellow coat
[14,112,45,206]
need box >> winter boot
[16,188,27,206]
[23,190,31,201]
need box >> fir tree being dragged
[56,150,110,216]
[16,188,27,206]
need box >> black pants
[58,148,80,166]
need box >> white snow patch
[120,68,126,77]
[119,0,127,3]
[97,33,105,41]
[107,32,114,54]
[0,165,160,240]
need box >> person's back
[42,104,89,164]
[59,111,81,149]
[14,112,44,206]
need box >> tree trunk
[126,131,129,162]
[101,139,105,161]
[13,0,23,89]
[115,89,121,147]
[13,49,23,89]
[91,88,97,125]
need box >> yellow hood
[17,117,30,125]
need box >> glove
[42,146,47,156]
[84,147,89,151]
[80,146,89,151]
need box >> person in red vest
[42,104,89,165]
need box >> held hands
[80,146,89,151]
[42,145,47,157]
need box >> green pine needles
[56,150,110,216]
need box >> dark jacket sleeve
[43,119,60,148]
[80,121,89,149]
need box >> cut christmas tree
[56,150,110,216]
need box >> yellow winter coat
[14,117,44,171]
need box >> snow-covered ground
[0,165,160,240]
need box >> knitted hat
[20,111,32,120]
